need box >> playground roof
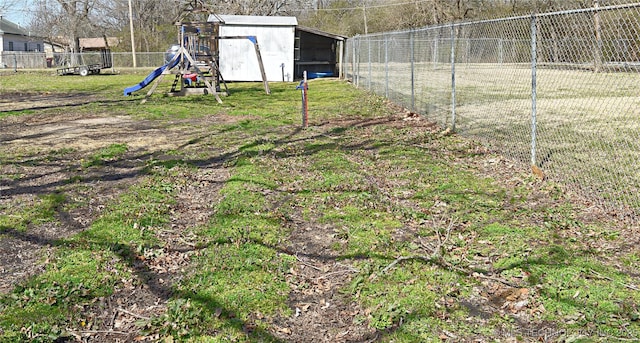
[0,17,30,36]
[208,14,298,27]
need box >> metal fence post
[433,36,438,69]
[385,36,389,98]
[352,39,356,84]
[355,38,359,88]
[410,30,415,111]
[451,24,456,131]
[368,37,372,90]
[530,15,538,169]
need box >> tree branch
[373,216,519,288]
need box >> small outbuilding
[79,37,120,51]
[207,14,346,82]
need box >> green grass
[0,72,638,342]
[82,143,129,168]
[0,72,132,97]
[0,170,176,341]
[158,244,292,341]
[0,193,66,233]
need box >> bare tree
[30,0,181,54]
[0,0,32,28]
[0,0,20,16]
[29,0,98,65]
[129,0,181,51]
[58,0,94,56]
[212,0,309,16]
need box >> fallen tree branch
[317,269,359,280]
[374,217,453,280]
[589,269,639,291]
[66,328,130,340]
[117,308,151,320]
[295,255,324,271]
[471,272,520,288]
[381,255,432,275]
[374,216,519,288]
[335,262,360,273]
[76,330,129,335]
[607,336,640,342]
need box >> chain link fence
[346,3,640,220]
[0,51,165,70]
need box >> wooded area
[15,0,638,53]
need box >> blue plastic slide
[124,58,179,96]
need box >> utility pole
[362,0,368,35]
[128,0,137,68]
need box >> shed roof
[208,14,297,26]
[0,17,30,36]
[297,26,346,41]
[79,37,120,49]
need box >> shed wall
[219,25,295,82]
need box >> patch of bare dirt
[73,166,230,342]
[270,224,377,342]
[0,92,103,112]
[0,93,237,295]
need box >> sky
[1,0,32,27]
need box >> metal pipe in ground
[296,71,309,128]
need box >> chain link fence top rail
[346,2,640,220]
[0,52,166,69]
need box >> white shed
[208,14,297,82]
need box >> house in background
[207,14,346,82]
[0,16,44,68]
[0,16,43,52]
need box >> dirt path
[0,105,208,291]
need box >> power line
[2,8,32,14]
[288,0,432,12]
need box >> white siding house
[0,17,43,52]
[209,15,298,82]
[0,17,44,68]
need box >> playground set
[123,1,270,103]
